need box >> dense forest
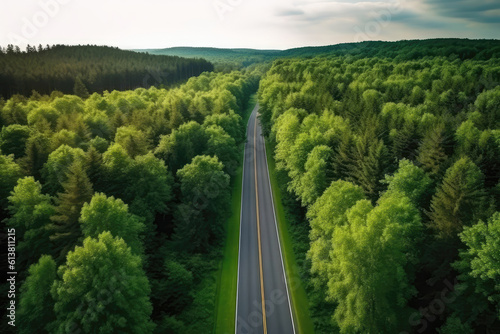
[0,68,259,333]
[258,41,500,333]
[0,45,214,98]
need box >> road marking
[254,113,268,334]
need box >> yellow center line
[254,113,267,334]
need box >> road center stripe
[254,114,268,334]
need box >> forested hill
[280,38,500,60]
[139,39,500,68]
[0,45,214,98]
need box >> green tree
[42,144,86,195]
[114,126,151,158]
[80,193,145,255]
[176,155,230,251]
[0,124,31,158]
[417,123,449,178]
[6,177,55,271]
[307,180,365,287]
[298,145,333,206]
[429,157,488,239]
[328,193,422,333]
[125,153,173,223]
[52,232,155,333]
[155,121,208,172]
[49,162,93,262]
[18,255,57,334]
[0,153,22,212]
[454,212,500,321]
[73,76,89,99]
[382,159,433,208]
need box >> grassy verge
[264,140,316,334]
[214,93,257,334]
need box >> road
[235,104,295,334]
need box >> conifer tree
[49,161,93,262]
[429,157,488,238]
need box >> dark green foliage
[49,162,93,262]
[0,45,213,98]
[0,124,30,158]
[18,255,57,334]
[175,155,230,251]
[429,157,488,239]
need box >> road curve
[235,104,295,334]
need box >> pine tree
[417,124,449,178]
[49,162,93,262]
[73,76,89,99]
[429,157,488,239]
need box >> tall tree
[80,193,145,255]
[52,232,155,333]
[49,162,93,262]
[6,177,55,272]
[429,157,488,239]
[175,155,230,251]
[328,193,422,333]
[18,255,57,334]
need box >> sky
[1,0,499,50]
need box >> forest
[0,67,259,333]
[1,38,499,334]
[0,45,214,98]
[258,41,500,333]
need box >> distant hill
[137,39,500,69]
[0,45,214,98]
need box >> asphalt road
[235,104,295,334]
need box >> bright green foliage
[298,145,332,206]
[205,125,239,176]
[49,162,93,262]
[176,155,230,251]
[454,213,500,318]
[155,121,208,172]
[6,177,55,270]
[0,153,22,209]
[114,126,151,158]
[0,124,31,158]
[125,153,173,220]
[307,180,365,287]
[328,193,422,333]
[80,193,146,255]
[52,232,155,334]
[429,157,487,238]
[42,144,86,195]
[18,255,57,334]
[203,111,244,143]
[383,159,433,207]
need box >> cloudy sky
[1,0,499,50]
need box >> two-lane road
[235,104,295,334]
